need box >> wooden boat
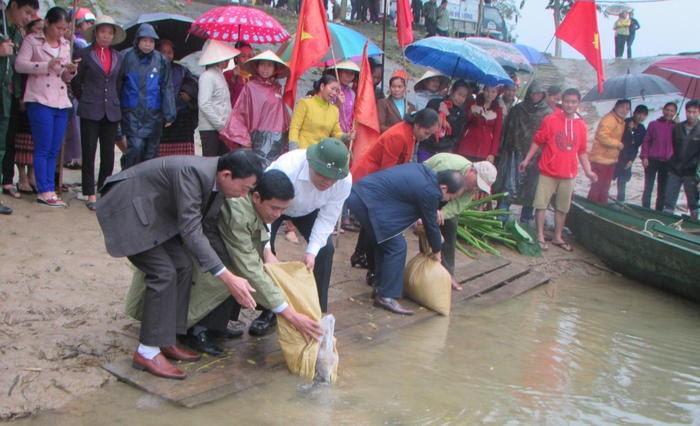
[567,195,700,303]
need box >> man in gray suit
[96,150,262,380]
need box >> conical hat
[198,39,240,66]
[83,15,126,46]
[240,50,290,79]
[414,69,450,92]
[328,59,360,73]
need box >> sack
[264,262,339,383]
[315,314,338,383]
[403,228,452,316]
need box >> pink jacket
[15,32,75,109]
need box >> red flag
[351,42,381,163]
[282,0,331,107]
[555,0,605,93]
[396,0,414,47]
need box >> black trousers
[642,159,669,211]
[128,236,193,347]
[1,97,20,186]
[80,117,118,196]
[193,297,241,333]
[270,210,334,312]
[200,130,229,157]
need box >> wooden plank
[473,271,550,305]
[458,263,531,301]
[102,256,538,407]
[453,255,511,284]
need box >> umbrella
[404,37,512,86]
[581,73,680,102]
[513,43,550,65]
[189,6,291,44]
[276,23,383,67]
[465,37,534,73]
[643,56,700,99]
[604,4,633,17]
[115,13,204,60]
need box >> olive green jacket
[423,153,476,219]
[125,196,287,327]
[0,20,24,118]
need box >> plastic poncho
[493,80,551,206]
[220,75,290,167]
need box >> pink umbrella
[643,56,700,99]
[189,6,291,44]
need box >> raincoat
[119,24,175,139]
[220,75,290,167]
[493,81,551,205]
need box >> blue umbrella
[405,37,512,86]
[513,43,550,65]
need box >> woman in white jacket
[198,40,239,157]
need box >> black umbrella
[582,73,681,102]
[114,13,204,60]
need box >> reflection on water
[22,274,700,425]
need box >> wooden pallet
[103,255,548,407]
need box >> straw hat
[83,15,126,46]
[240,50,290,79]
[328,59,360,73]
[414,69,450,92]
[198,39,240,66]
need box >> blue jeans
[26,103,69,194]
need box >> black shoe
[248,310,277,336]
[350,252,369,269]
[0,205,12,215]
[209,327,244,339]
[184,330,225,357]
[365,270,376,286]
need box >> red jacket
[533,109,588,179]
[351,121,415,182]
[457,103,503,159]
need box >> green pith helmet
[306,138,350,180]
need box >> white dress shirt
[267,149,352,256]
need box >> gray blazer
[71,46,124,122]
[96,156,224,272]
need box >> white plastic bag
[315,314,338,383]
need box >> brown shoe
[160,345,201,362]
[373,296,414,315]
[132,352,187,380]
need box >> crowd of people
[1,1,697,382]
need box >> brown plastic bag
[403,227,452,316]
[264,262,339,383]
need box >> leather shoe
[210,327,244,339]
[160,345,201,362]
[373,296,414,315]
[248,310,277,336]
[132,352,186,380]
[0,204,12,215]
[184,330,225,357]
[365,270,376,286]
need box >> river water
[20,274,700,425]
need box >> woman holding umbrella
[220,50,291,168]
[72,15,125,210]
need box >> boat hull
[567,196,700,303]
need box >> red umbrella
[643,56,700,99]
[189,6,291,44]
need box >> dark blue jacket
[72,45,124,122]
[119,24,175,138]
[352,163,443,252]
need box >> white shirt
[267,149,352,256]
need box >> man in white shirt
[249,138,352,336]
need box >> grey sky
[515,0,695,59]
